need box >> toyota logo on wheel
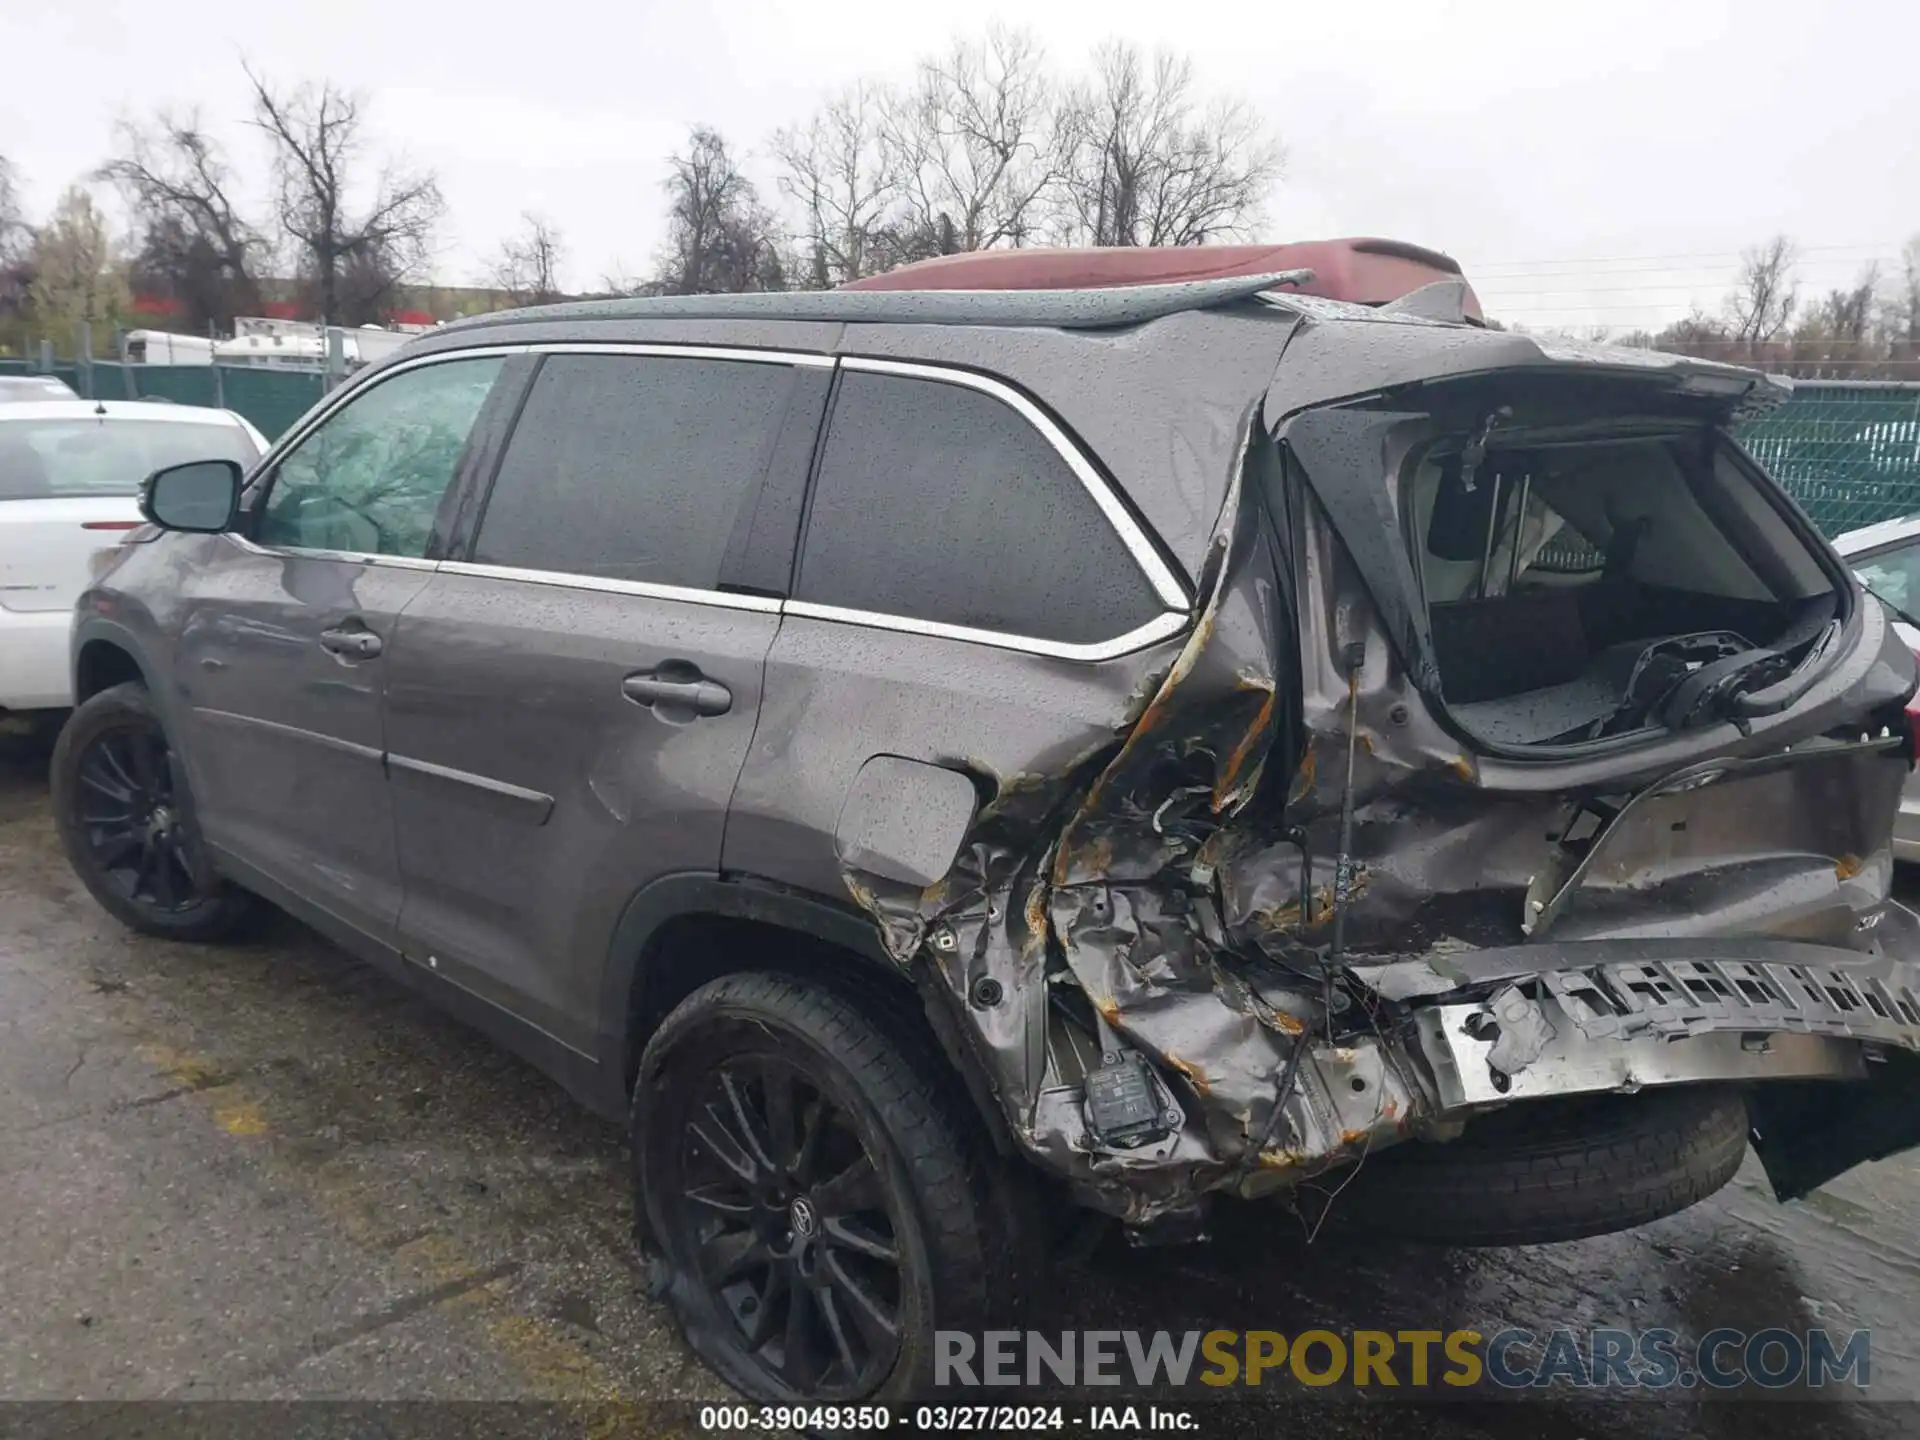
[789,1196,819,1238]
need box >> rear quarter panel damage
[831,324,1920,1224]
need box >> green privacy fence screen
[0,358,329,442]
[1736,383,1920,539]
[6,357,1920,539]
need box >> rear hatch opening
[1401,386,1851,754]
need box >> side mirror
[140,459,243,533]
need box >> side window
[257,356,505,557]
[795,370,1164,644]
[472,354,796,589]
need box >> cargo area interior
[1408,422,1840,749]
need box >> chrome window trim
[256,346,528,474]
[518,341,836,368]
[245,341,833,563]
[835,355,1191,613]
[783,599,1187,663]
[439,559,784,614]
[261,341,833,465]
[227,535,441,571]
[229,340,1194,663]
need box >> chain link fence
[1737,382,1920,539]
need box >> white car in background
[1835,513,1920,861]
[1,400,267,716]
[0,375,81,403]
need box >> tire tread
[1341,1084,1749,1246]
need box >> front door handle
[621,672,732,717]
[319,626,382,659]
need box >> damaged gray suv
[55,238,1920,1404]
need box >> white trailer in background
[122,331,217,365]
[123,321,432,370]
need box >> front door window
[256,356,505,557]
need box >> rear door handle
[319,626,383,659]
[621,673,732,717]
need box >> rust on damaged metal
[835,297,1920,1225]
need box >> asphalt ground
[2,722,1916,1439]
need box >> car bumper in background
[1897,774,1920,863]
[0,607,73,710]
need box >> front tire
[52,681,252,942]
[634,972,998,1402]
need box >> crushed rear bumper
[1360,927,1920,1202]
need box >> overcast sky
[5,0,1915,331]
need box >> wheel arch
[71,622,152,707]
[600,873,1015,1155]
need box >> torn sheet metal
[1417,999,1865,1109]
[839,376,1918,1224]
[839,401,1382,1220]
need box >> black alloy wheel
[74,722,197,913]
[636,972,1000,1403]
[676,1056,904,1395]
[52,681,252,941]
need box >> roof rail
[440,270,1317,336]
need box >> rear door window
[794,368,1164,646]
[471,353,796,591]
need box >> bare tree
[1885,236,1920,352]
[1805,263,1881,349]
[96,113,264,331]
[27,187,129,338]
[657,126,785,295]
[1051,42,1282,247]
[1725,235,1798,348]
[489,212,566,305]
[0,157,36,346]
[879,27,1061,258]
[247,64,444,326]
[1654,309,1733,354]
[771,86,899,287]
[0,155,28,268]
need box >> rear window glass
[795,370,1163,645]
[0,417,257,501]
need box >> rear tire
[634,971,1003,1402]
[52,682,252,942]
[1337,1084,1749,1246]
